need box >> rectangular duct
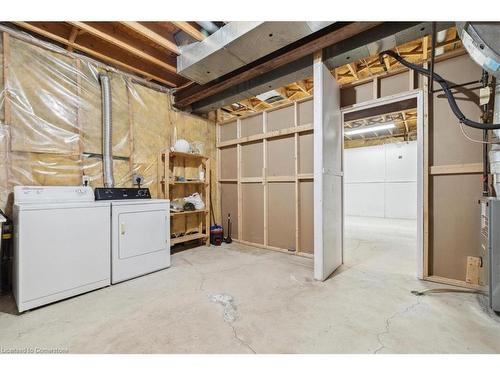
[177,21,334,84]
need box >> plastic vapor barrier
[0,30,216,214]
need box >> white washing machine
[95,188,170,284]
[13,186,111,312]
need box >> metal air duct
[99,73,114,188]
[195,21,219,35]
[177,21,334,84]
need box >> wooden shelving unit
[158,151,210,247]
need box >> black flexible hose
[379,50,500,130]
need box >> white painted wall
[344,141,417,219]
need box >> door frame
[340,89,425,279]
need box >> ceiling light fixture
[345,122,395,136]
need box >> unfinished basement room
[1,2,500,371]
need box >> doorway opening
[341,92,424,278]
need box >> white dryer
[13,186,111,312]
[95,188,170,284]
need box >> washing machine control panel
[14,186,95,204]
[94,187,152,201]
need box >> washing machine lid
[14,186,95,205]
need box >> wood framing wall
[339,50,484,287]
[218,49,484,288]
[217,97,314,257]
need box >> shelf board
[170,209,207,217]
[171,232,207,245]
[169,180,206,185]
[168,151,208,160]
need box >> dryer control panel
[94,187,152,201]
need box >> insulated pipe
[195,21,219,35]
[99,73,114,188]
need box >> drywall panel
[340,81,373,107]
[299,131,313,174]
[268,182,295,250]
[344,145,385,183]
[344,182,385,217]
[385,142,417,182]
[220,182,238,239]
[385,182,417,219]
[433,95,482,166]
[267,135,294,177]
[241,141,263,178]
[220,120,237,142]
[297,99,313,126]
[314,58,343,281]
[241,183,264,244]
[380,72,408,98]
[241,113,263,137]
[344,142,417,219]
[267,105,294,131]
[220,146,237,179]
[299,180,314,253]
[432,54,482,166]
[431,174,481,281]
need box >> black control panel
[94,187,152,201]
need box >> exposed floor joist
[12,21,187,87]
[118,21,180,55]
[344,108,418,148]
[171,21,205,41]
[67,22,178,73]
[10,21,219,87]
[219,25,462,120]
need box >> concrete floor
[1,216,500,353]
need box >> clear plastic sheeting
[8,37,80,154]
[0,31,216,214]
[0,125,9,210]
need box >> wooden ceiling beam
[119,21,180,55]
[171,21,205,41]
[68,22,177,73]
[174,22,382,108]
[67,26,79,52]
[347,62,359,79]
[14,21,183,87]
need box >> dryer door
[111,202,170,284]
[118,209,166,259]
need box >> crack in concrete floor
[3,217,500,353]
[374,296,422,354]
[209,293,256,353]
